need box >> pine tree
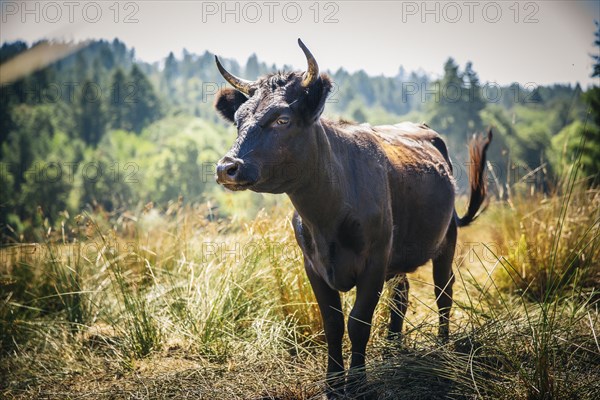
[463,62,485,132]
[163,51,178,100]
[107,68,128,130]
[75,79,106,145]
[126,65,161,133]
[428,58,477,146]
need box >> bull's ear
[299,74,332,123]
[214,88,248,122]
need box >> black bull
[213,39,492,397]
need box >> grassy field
[1,178,599,399]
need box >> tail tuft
[457,128,493,227]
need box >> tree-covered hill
[0,33,597,241]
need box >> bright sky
[1,1,599,87]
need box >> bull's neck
[286,120,347,231]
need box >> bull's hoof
[345,372,376,400]
[383,333,405,359]
[438,331,450,345]
[325,372,346,399]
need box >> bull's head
[214,39,332,193]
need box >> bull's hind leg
[432,219,457,340]
[388,274,409,340]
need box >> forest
[1,35,598,241]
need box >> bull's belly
[386,210,454,277]
[386,241,444,276]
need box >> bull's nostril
[226,164,238,177]
[216,157,244,185]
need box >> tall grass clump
[150,207,323,359]
[107,257,162,359]
[0,240,94,351]
[491,181,600,301]
[43,243,93,333]
[86,218,162,360]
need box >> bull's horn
[298,39,319,88]
[215,55,253,96]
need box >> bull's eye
[275,116,290,126]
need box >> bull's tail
[456,128,493,228]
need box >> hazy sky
[2,1,599,86]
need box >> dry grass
[1,190,599,399]
[490,186,600,301]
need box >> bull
[214,39,492,398]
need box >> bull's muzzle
[216,156,255,190]
[216,156,243,184]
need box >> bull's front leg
[346,261,385,398]
[304,260,345,399]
